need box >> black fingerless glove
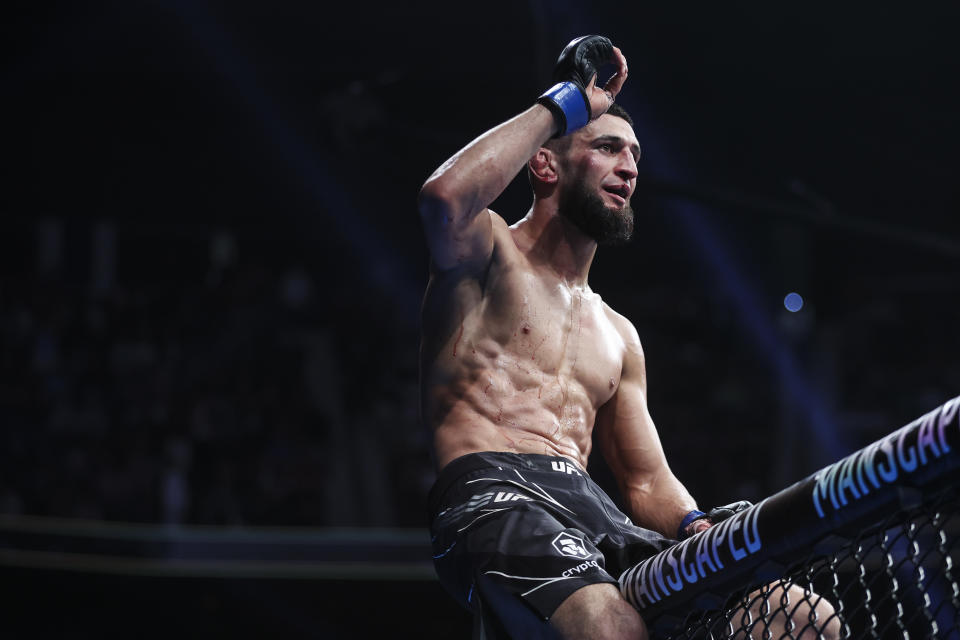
[678,500,754,539]
[707,500,754,523]
[537,35,614,137]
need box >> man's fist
[537,35,627,137]
[679,501,754,539]
[707,501,754,523]
[552,35,614,97]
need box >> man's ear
[528,148,559,185]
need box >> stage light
[784,292,804,313]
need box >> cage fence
[621,396,960,639]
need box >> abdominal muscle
[428,349,601,472]
[422,224,625,474]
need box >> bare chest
[479,270,625,405]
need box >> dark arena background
[2,2,959,638]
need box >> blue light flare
[784,292,804,312]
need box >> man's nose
[616,153,638,182]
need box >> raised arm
[595,318,707,539]
[417,36,629,272]
[417,106,556,271]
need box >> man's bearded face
[557,178,634,246]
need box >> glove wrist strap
[677,509,707,540]
[537,81,590,137]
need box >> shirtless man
[420,37,838,639]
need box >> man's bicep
[418,194,495,272]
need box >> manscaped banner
[619,396,960,624]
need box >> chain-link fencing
[621,397,960,639]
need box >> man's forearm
[623,472,701,539]
[419,104,555,225]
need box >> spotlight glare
[784,292,804,313]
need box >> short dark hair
[605,102,634,128]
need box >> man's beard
[557,181,634,246]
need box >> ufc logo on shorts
[552,532,591,559]
[494,492,531,503]
[551,460,581,475]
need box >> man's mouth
[602,184,630,205]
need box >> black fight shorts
[428,452,675,635]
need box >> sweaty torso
[421,214,628,472]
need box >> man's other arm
[595,319,705,539]
[417,106,556,271]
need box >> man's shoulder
[426,210,524,284]
[490,211,522,248]
[600,301,641,345]
[485,211,531,271]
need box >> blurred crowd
[0,221,430,527]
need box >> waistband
[427,451,586,516]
